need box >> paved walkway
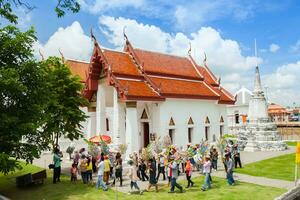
[32,146,296,192]
[212,171,294,190]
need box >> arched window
[169,117,175,144]
[106,118,109,131]
[220,116,224,137]
[187,117,194,143]
[205,116,210,141]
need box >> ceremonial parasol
[89,135,112,144]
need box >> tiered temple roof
[67,36,235,104]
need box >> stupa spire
[254,66,263,93]
[253,39,263,94]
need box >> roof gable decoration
[169,117,175,126]
[220,116,224,123]
[205,116,210,124]
[188,117,194,125]
[141,109,148,119]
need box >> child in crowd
[70,163,78,183]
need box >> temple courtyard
[0,146,295,200]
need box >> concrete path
[240,147,295,165]
[211,170,294,190]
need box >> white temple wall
[157,98,227,148]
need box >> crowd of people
[51,140,243,194]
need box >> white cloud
[99,16,261,92]
[99,16,170,52]
[79,0,144,14]
[269,43,280,53]
[34,21,93,61]
[264,61,300,105]
[291,40,300,52]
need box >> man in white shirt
[96,158,108,191]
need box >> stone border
[275,184,300,200]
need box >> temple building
[66,35,235,156]
[227,87,252,135]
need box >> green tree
[0,0,80,23]
[41,57,88,148]
[0,26,51,174]
[0,26,88,174]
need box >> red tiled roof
[103,49,141,78]
[134,49,202,80]
[117,79,163,100]
[149,77,219,99]
[198,66,219,86]
[65,60,89,82]
[210,86,235,104]
[74,40,235,104]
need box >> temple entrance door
[143,122,150,148]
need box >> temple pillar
[125,102,139,158]
[113,89,121,145]
[87,110,96,138]
[96,82,106,135]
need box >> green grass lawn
[0,162,286,200]
[286,141,298,146]
[236,153,296,181]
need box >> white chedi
[239,66,287,151]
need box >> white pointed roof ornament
[188,42,191,56]
[203,52,207,65]
[123,26,128,41]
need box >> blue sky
[2,0,300,106]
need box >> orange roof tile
[198,66,219,86]
[211,86,235,104]
[149,77,219,99]
[66,60,89,82]
[103,49,141,78]
[134,49,202,79]
[117,79,162,100]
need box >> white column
[87,112,96,139]
[113,89,121,145]
[96,82,106,135]
[125,103,139,159]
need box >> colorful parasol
[89,135,112,144]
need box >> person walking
[139,159,149,181]
[73,151,80,167]
[168,157,185,193]
[233,144,242,168]
[86,156,93,183]
[112,152,123,187]
[201,156,212,191]
[103,156,111,185]
[128,160,143,194]
[147,157,158,192]
[225,153,235,186]
[79,156,88,184]
[70,163,78,183]
[156,153,166,181]
[53,148,62,184]
[96,157,108,191]
[185,159,194,188]
[211,148,218,171]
